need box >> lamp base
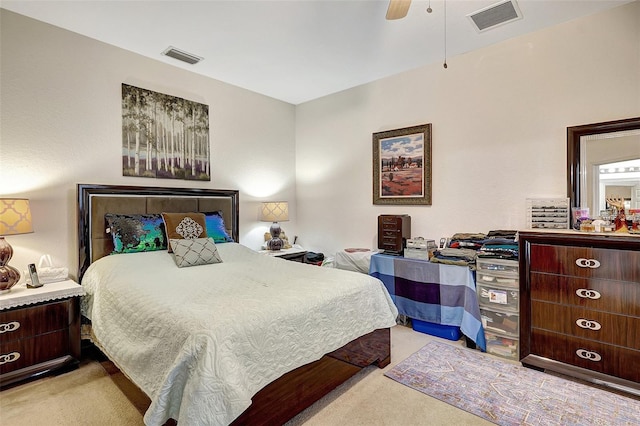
[0,237,20,292]
[267,222,284,251]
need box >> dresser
[0,280,84,388]
[519,231,640,396]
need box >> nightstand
[0,279,84,388]
[258,247,308,263]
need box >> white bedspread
[81,242,398,425]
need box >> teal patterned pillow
[204,211,234,243]
[105,214,167,254]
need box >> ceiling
[1,0,633,104]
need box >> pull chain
[443,0,448,69]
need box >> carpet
[385,341,640,426]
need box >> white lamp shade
[0,198,33,236]
[260,202,289,222]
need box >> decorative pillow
[105,214,167,254]
[161,212,208,252]
[204,211,234,243]
[170,238,222,268]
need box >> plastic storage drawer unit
[480,307,519,336]
[477,282,519,311]
[485,330,519,359]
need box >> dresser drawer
[532,300,640,350]
[0,329,70,374]
[529,244,640,282]
[0,301,70,342]
[530,273,640,316]
[530,329,640,383]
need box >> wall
[295,1,640,256]
[0,10,297,279]
[2,3,640,277]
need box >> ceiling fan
[386,0,412,20]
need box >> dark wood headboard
[77,184,239,281]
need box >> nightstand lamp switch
[260,201,289,251]
[0,198,34,293]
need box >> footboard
[231,328,390,425]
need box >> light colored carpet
[0,326,491,425]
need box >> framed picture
[373,123,432,205]
[122,84,210,181]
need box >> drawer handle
[576,318,602,331]
[576,349,602,362]
[575,289,601,300]
[0,352,21,365]
[575,258,601,269]
[0,321,21,334]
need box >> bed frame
[77,183,391,425]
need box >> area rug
[385,341,640,425]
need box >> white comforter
[81,242,398,425]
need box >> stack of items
[477,230,519,260]
[476,230,520,360]
[430,233,486,268]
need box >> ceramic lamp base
[267,222,284,251]
[0,237,20,292]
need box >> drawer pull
[575,289,601,300]
[575,258,601,269]
[576,318,602,331]
[0,352,21,365]
[0,321,21,334]
[576,349,602,362]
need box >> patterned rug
[385,341,640,425]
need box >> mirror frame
[567,116,640,209]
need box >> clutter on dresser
[565,196,638,234]
[526,198,570,230]
[377,214,411,255]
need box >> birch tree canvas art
[122,84,210,181]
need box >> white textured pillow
[169,238,223,268]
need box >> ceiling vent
[162,46,203,65]
[467,0,523,32]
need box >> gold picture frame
[373,123,432,205]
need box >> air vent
[162,46,203,65]
[467,0,522,32]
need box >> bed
[77,184,398,426]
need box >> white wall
[295,1,640,256]
[0,10,297,279]
[2,3,640,277]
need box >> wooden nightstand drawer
[0,280,83,388]
[0,301,70,342]
[0,329,70,374]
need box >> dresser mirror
[567,117,640,215]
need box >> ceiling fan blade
[386,0,411,20]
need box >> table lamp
[260,201,289,251]
[0,198,33,292]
